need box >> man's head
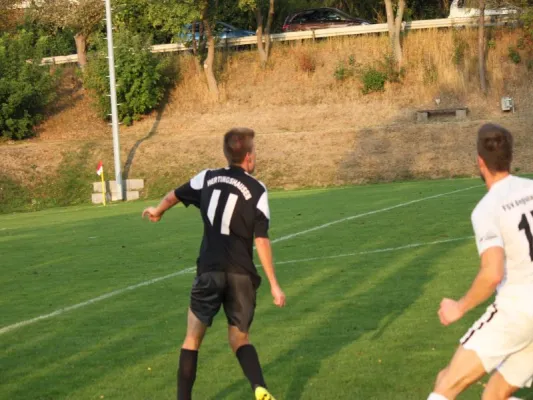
[476,123,513,184]
[223,127,256,174]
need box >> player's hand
[438,298,465,326]
[271,284,286,308]
[142,207,162,222]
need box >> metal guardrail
[39,16,515,66]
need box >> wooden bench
[417,107,468,122]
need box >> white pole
[104,0,123,200]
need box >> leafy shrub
[508,46,521,64]
[334,61,349,81]
[0,32,58,140]
[84,31,172,125]
[16,17,76,57]
[452,34,469,66]
[360,67,387,94]
[334,55,358,81]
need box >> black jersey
[174,166,270,285]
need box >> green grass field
[1,178,532,400]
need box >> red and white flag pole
[96,161,106,206]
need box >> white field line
[178,236,473,275]
[0,185,480,335]
[270,185,481,244]
[274,236,473,265]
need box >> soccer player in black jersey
[142,127,286,400]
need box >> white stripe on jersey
[190,169,209,190]
[257,191,270,220]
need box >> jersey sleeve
[471,202,504,256]
[174,169,208,208]
[254,189,270,238]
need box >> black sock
[236,344,267,391]
[177,349,198,400]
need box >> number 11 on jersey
[207,189,238,235]
[519,211,533,261]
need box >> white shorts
[460,302,533,388]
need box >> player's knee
[436,368,448,385]
[482,384,515,400]
[228,331,249,353]
[434,368,470,398]
[182,335,202,351]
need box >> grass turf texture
[1,178,532,400]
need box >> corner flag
[96,161,104,176]
[96,161,106,206]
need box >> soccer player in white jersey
[427,123,533,400]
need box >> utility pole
[104,0,123,200]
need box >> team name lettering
[207,176,252,200]
[502,194,533,211]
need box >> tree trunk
[74,33,87,69]
[203,18,219,99]
[394,0,406,66]
[384,0,405,68]
[384,0,395,53]
[265,0,274,59]
[255,8,268,65]
[255,0,274,67]
[478,0,487,93]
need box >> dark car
[282,7,372,32]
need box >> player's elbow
[254,237,270,246]
[486,268,504,287]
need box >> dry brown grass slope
[1,27,532,195]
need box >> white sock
[427,393,449,400]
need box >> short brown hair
[223,128,255,164]
[477,123,513,172]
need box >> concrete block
[91,191,140,204]
[455,109,467,119]
[417,112,428,122]
[93,179,144,193]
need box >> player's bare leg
[428,346,486,400]
[482,372,520,400]
[177,309,208,400]
[228,325,275,400]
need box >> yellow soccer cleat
[255,386,276,400]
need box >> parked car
[282,7,372,32]
[180,21,255,42]
[448,0,519,18]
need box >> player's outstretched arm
[255,237,286,308]
[142,190,180,222]
[439,246,504,326]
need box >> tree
[239,0,275,66]
[28,0,104,68]
[113,0,219,97]
[384,0,406,67]
[201,0,219,98]
[463,0,528,92]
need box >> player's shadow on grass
[211,242,450,399]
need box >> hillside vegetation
[1,27,532,212]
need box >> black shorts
[190,271,257,333]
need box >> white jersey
[471,175,533,309]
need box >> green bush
[360,67,387,94]
[84,31,172,125]
[0,32,58,140]
[16,18,76,57]
[452,34,469,66]
[508,46,521,64]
